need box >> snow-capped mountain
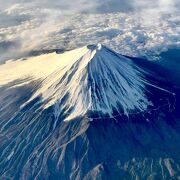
[0,44,175,121]
[0,44,179,179]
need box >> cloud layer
[0,0,179,62]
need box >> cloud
[0,0,179,62]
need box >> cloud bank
[0,0,179,62]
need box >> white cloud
[0,0,179,62]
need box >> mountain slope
[0,44,175,121]
[0,44,179,179]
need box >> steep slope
[0,44,179,179]
[0,44,175,121]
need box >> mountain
[0,44,179,179]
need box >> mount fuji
[0,44,179,179]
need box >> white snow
[7,151,14,160]
[0,44,154,121]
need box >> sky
[0,0,179,62]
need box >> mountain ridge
[0,44,179,179]
[0,44,175,122]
